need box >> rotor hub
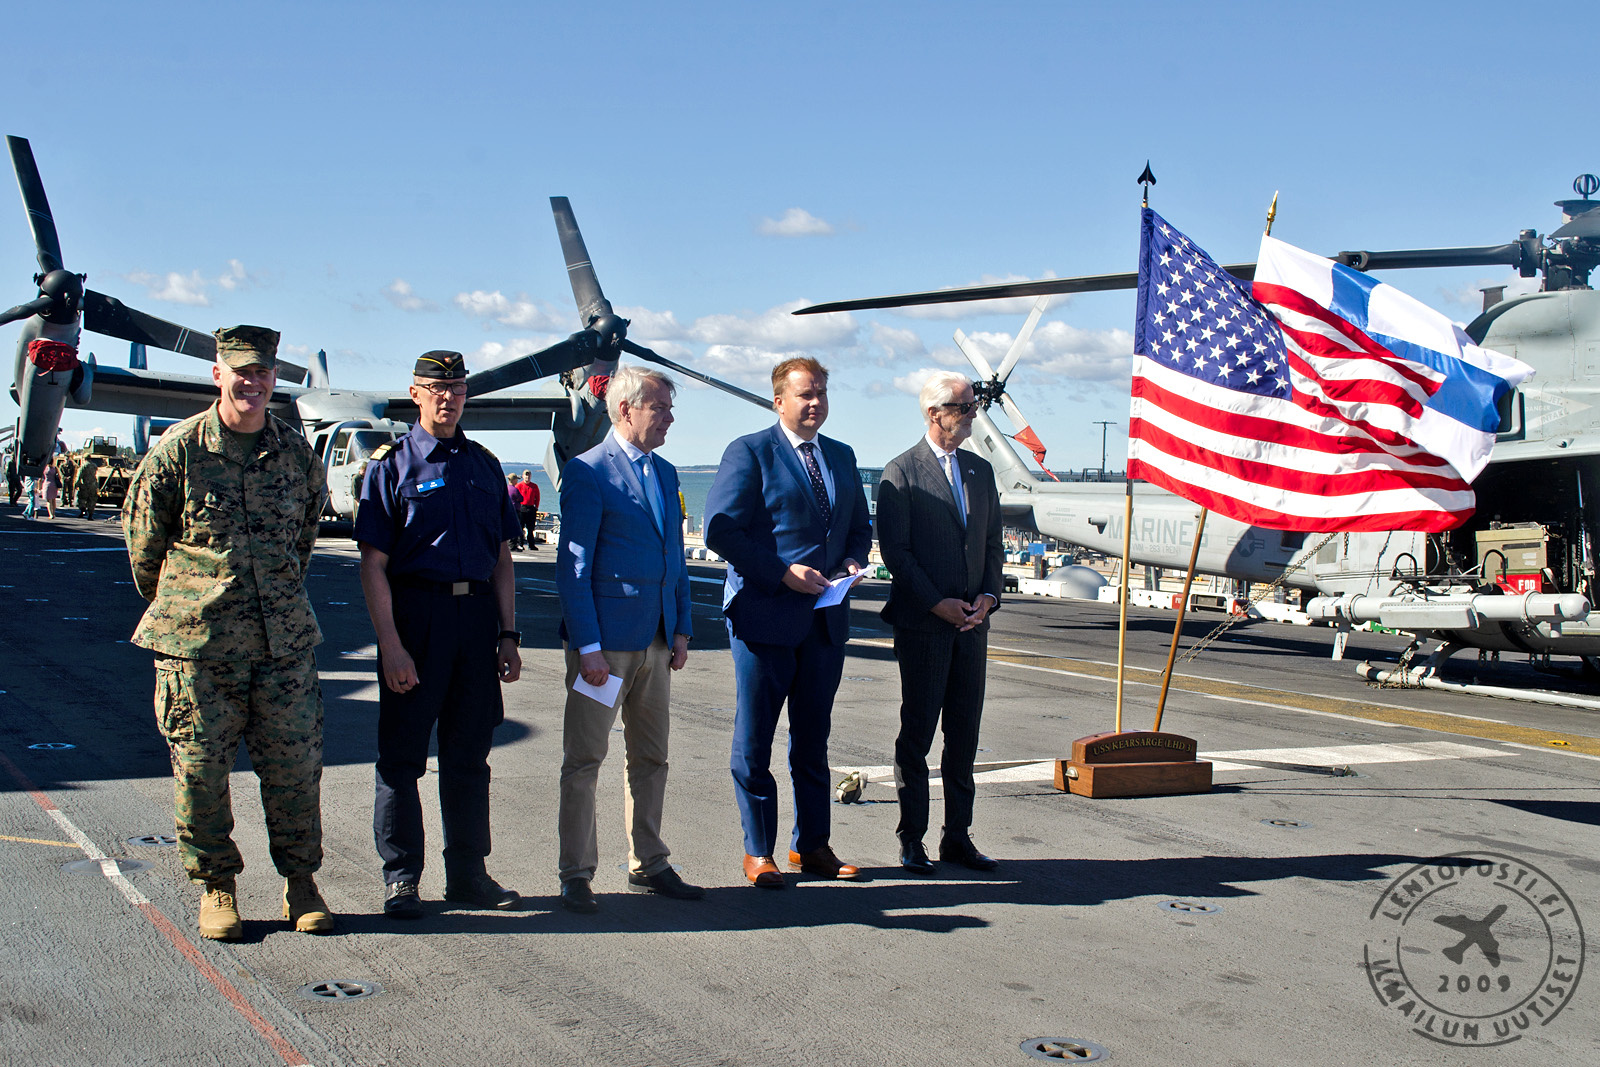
[35,268,84,324]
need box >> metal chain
[1176,531,1342,664]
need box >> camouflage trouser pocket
[153,656,196,742]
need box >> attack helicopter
[1,136,768,519]
[798,175,1600,683]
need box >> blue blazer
[704,424,873,647]
[556,434,692,652]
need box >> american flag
[1128,207,1529,532]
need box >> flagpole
[1118,165,1159,733]
[1151,191,1276,734]
[1114,477,1133,732]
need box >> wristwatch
[497,630,521,646]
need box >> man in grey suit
[555,364,701,913]
[875,371,1004,874]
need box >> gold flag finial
[1264,190,1279,236]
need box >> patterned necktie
[943,452,966,527]
[639,455,665,532]
[799,441,832,527]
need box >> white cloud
[120,260,262,307]
[887,277,1067,320]
[891,367,945,397]
[122,269,212,306]
[454,290,569,330]
[467,335,565,371]
[758,208,834,237]
[615,305,689,342]
[1024,321,1134,383]
[687,301,859,349]
[1435,274,1539,311]
[868,322,925,364]
[697,344,796,387]
[216,259,250,291]
[385,279,438,312]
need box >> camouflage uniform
[123,396,328,884]
[76,458,98,518]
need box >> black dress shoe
[899,838,937,875]
[627,867,706,900]
[560,877,600,914]
[939,835,1000,871]
[443,872,521,909]
[383,880,423,920]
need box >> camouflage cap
[414,350,467,380]
[214,325,280,369]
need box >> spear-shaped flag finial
[1138,161,1156,206]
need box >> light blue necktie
[639,455,666,532]
[943,452,966,527]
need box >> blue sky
[1,1,1582,467]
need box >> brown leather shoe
[788,846,860,880]
[742,854,785,888]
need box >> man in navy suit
[555,364,700,914]
[704,358,873,888]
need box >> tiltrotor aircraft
[2,136,767,520]
[799,176,1600,684]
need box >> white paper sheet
[813,573,858,610]
[573,672,623,708]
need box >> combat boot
[198,879,244,941]
[283,874,334,934]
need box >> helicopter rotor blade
[993,297,1049,385]
[952,328,998,381]
[796,265,1256,317]
[7,136,64,275]
[79,290,308,383]
[1332,243,1528,272]
[0,294,54,327]
[82,289,214,359]
[618,338,773,410]
[464,331,606,398]
[551,196,614,328]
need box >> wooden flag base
[1055,731,1212,798]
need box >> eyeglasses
[939,401,978,415]
[415,380,468,397]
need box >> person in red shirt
[516,470,541,551]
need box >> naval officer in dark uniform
[356,350,524,917]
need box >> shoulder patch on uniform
[471,440,501,467]
[369,442,396,462]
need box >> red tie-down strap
[586,374,610,400]
[27,339,79,372]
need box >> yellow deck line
[0,833,80,848]
[983,648,1600,758]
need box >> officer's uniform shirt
[355,423,519,581]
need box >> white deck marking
[832,741,1507,785]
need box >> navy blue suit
[704,424,872,856]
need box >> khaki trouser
[154,652,324,883]
[557,633,672,882]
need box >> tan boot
[283,875,334,934]
[198,880,244,941]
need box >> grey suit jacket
[876,439,1004,633]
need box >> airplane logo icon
[1434,904,1508,967]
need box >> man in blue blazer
[555,365,700,914]
[704,358,873,888]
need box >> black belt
[391,575,493,596]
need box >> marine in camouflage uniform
[122,324,333,939]
[75,456,98,518]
